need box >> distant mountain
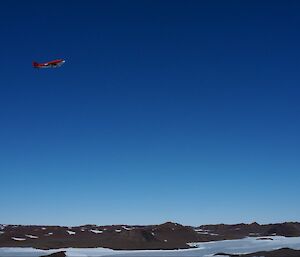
[198,222,300,240]
[0,221,299,250]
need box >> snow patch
[197,231,210,235]
[249,233,260,236]
[122,226,133,231]
[0,224,7,230]
[11,237,26,241]
[194,228,205,232]
[25,235,38,239]
[90,229,103,234]
[67,230,76,235]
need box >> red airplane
[33,59,65,68]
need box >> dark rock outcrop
[41,252,66,257]
[216,247,300,257]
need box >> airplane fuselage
[33,59,65,68]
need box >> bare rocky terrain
[216,247,300,257]
[43,252,66,257]
[0,222,300,250]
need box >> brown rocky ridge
[0,221,299,250]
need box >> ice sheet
[0,236,300,257]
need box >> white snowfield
[90,229,103,234]
[11,238,26,241]
[0,236,300,257]
[25,235,39,239]
[122,226,133,231]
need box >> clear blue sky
[0,0,299,226]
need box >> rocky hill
[0,221,299,250]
